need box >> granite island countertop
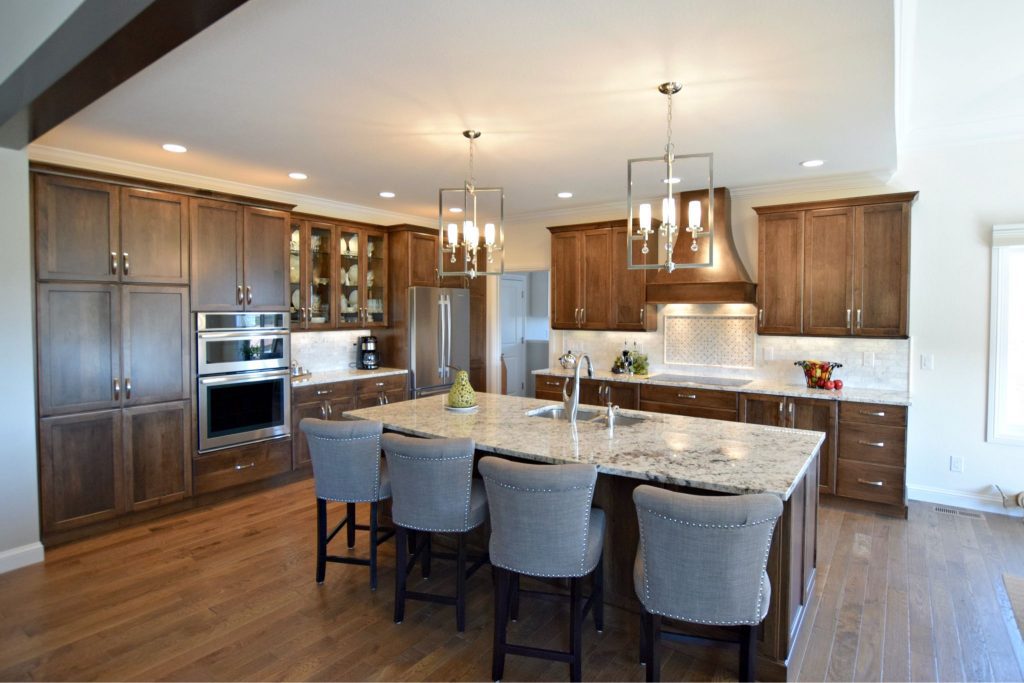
[344,392,824,500]
[291,367,407,387]
[533,367,912,406]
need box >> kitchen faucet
[562,353,594,424]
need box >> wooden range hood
[645,187,756,304]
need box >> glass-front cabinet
[290,217,388,331]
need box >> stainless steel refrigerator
[408,287,470,398]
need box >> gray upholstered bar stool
[479,457,605,683]
[632,485,784,682]
[381,433,489,632]
[300,418,394,591]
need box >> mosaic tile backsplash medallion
[663,314,756,368]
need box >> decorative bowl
[794,360,842,388]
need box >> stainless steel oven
[196,312,291,452]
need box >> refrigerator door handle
[445,293,453,378]
[437,294,446,378]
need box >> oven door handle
[198,368,291,386]
[197,330,289,340]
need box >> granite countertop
[291,367,408,387]
[533,367,912,406]
[344,392,824,500]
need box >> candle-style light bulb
[688,200,701,228]
[447,223,458,246]
[639,203,652,232]
[464,221,479,248]
[484,223,495,246]
[661,197,676,227]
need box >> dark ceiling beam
[0,0,248,149]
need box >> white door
[500,275,527,396]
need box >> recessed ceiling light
[800,159,825,168]
[162,143,187,153]
[557,192,573,199]
[449,207,463,213]
[379,191,396,198]
[663,177,681,184]
[288,172,308,180]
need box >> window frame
[987,223,1024,445]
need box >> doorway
[499,271,549,396]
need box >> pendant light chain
[467,134,476,190]
[665,90,674,158]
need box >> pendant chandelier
[626,82,714,273]
[438,130,505,279]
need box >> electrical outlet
[863,351,875,367]
[763,347,775,361]
[950,455,964,473]
[921,353,935,370]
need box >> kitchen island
[345,392,824,681]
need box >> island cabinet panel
[119,188,189,284]
[580,378,639,410]
[757,211,803,335]
[742,394,837,494]
[550,231,582,329]
[37,283,121,416]
[34,174,119,282]
[803,208,854,336]
[640,384,738,421]
[739,393,788,427]
[124,400,190,511]
[190,198,243,311]
[39,410,123,532]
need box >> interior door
[499,275,527,396]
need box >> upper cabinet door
[611,225,655,331]
[803,208,854,336]
[37,283,121,416]
[288,220,305,328]
[190,198,243,311]
[35,174,119,282]
[364,229,388,327]
[119,188,189,284]
[242,207,290,311]
[854,203,909,337]
[305,221,334,328]
[758,211,804,334]
[580,228,612,329]
[550,232,582,329]
[338,225,362,327]
[122,286,190,406]
[409,232,439,287]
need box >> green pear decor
[447,370,476,408]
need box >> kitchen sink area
[526,405,648,427]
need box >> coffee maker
[357,335,379,370]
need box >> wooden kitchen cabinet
[640,384,738,421]
[755,192,917,338]
[580,378,640,410]
[836,401,907,516]
[549,220,655,332]
[189,199,289,312]
[119,188,189,284]
[124,400,191,511]
[121,286,190,406]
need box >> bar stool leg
[394,526,408,624]
[315,498,327,584]
[593,555,604,632]
[569,577,583,682]
[422,533,432,579]
[739,624,757,682]
[346,502,356,548]
[368,501,379,591]
[642,610,661,682]
[456,533,467,632]
[510,574,520,622]
[492,568,511,681]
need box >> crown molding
[728,169,895,199]
[27,145,433,227]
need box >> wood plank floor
[1,480,1022,681]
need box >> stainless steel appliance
[357,335,379,370]
[408,287,470,398]
[196,312,291,452]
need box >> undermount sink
[526,405,647,427]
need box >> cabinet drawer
[293,381,354,405]
[536,374,567,395]
[836,460,905,506]
[640,385,738,411]
[355,374,406,395]
[193,438,292,494]
[838,422,906,467]
[356,388,406,409]
[640,401,737,422]
[839,402,907,427]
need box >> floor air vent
[934,505,984,519]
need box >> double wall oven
[196,312,291,452]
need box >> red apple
[817,379,826,388]
[824,380,835,390]
[833,379,844,390]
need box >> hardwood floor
[1,480,1022,681]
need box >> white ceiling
[34,0,896,220]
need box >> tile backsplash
[290,330,369,372]
[550,304,910,391]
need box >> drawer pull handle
[110,252,119,275]
[315,389,333,396]
[125,377,132,400]
[544,381,560,387]
[860,410,886,417]
[234,462,256,471]
[122,252,130,276]
[857,478,884,487]
[375,382,386,388]
[677,393,697,400]
[858,440,886,448]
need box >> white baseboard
[907,484,1019,516]
[0,542,44,574]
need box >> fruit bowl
[794,360,842,388]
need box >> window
[988,224,1024,444]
